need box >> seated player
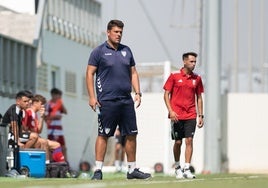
[2,90,41,149]
[23,94,65,163]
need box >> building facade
[0,0,103,170]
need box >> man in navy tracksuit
[86,19,151,180]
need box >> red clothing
[45,99,65,146]
[45,99,64,134]
[23,108,65,162]
[163,68,204,120]
[48,99,63,116]
[23,109,39,133]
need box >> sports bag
[46,162,70,178]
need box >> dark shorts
[98,98,137,137]
[115,135,126,147]
[171,119,196,140]
[19,132,30,143]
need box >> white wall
[135,93,204,174]
[38,30,98,170]
[227,93,268,173]
[2,90,268,173]
[132,93,268,174]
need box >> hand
[134,95,141,108]
[18,141,25,148]
[197,118,204,128]
[89,98,100,112]
[39,105,45,117]
[169,111,179,122]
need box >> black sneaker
[91,169,102,180]
[127,168,151,180]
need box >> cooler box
[19,148,46,178]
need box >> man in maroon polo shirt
[163,52,204,179]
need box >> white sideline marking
[29,179,204,188]
[29,175,264,188]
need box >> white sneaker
[175,167,184,179]
[115,166,122,172]
[183,168,196,179]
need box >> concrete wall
[134,93,204,174]
[37,30,98,170]
[133,93,268,174]
[227,93,268,173]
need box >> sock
[127,162,136,174]
[52,147,65,162]
[174,161,180,169]
[95,161,103,171]
[184,163,190,169]
[120,161,125,167]
[115,160,120,170]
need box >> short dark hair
[24,90,34,98]
[182,52,198,60]
[16,90,33,99]
[107,20,124,30]
[50,88,62,95]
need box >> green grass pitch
[0,173,268,188]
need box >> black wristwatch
[135,92,142,97]
[199,115,204,118]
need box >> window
[37,63,48,91]
[65,71,76,94]
[51,66,60,89]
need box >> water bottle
[95,106,101,115]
